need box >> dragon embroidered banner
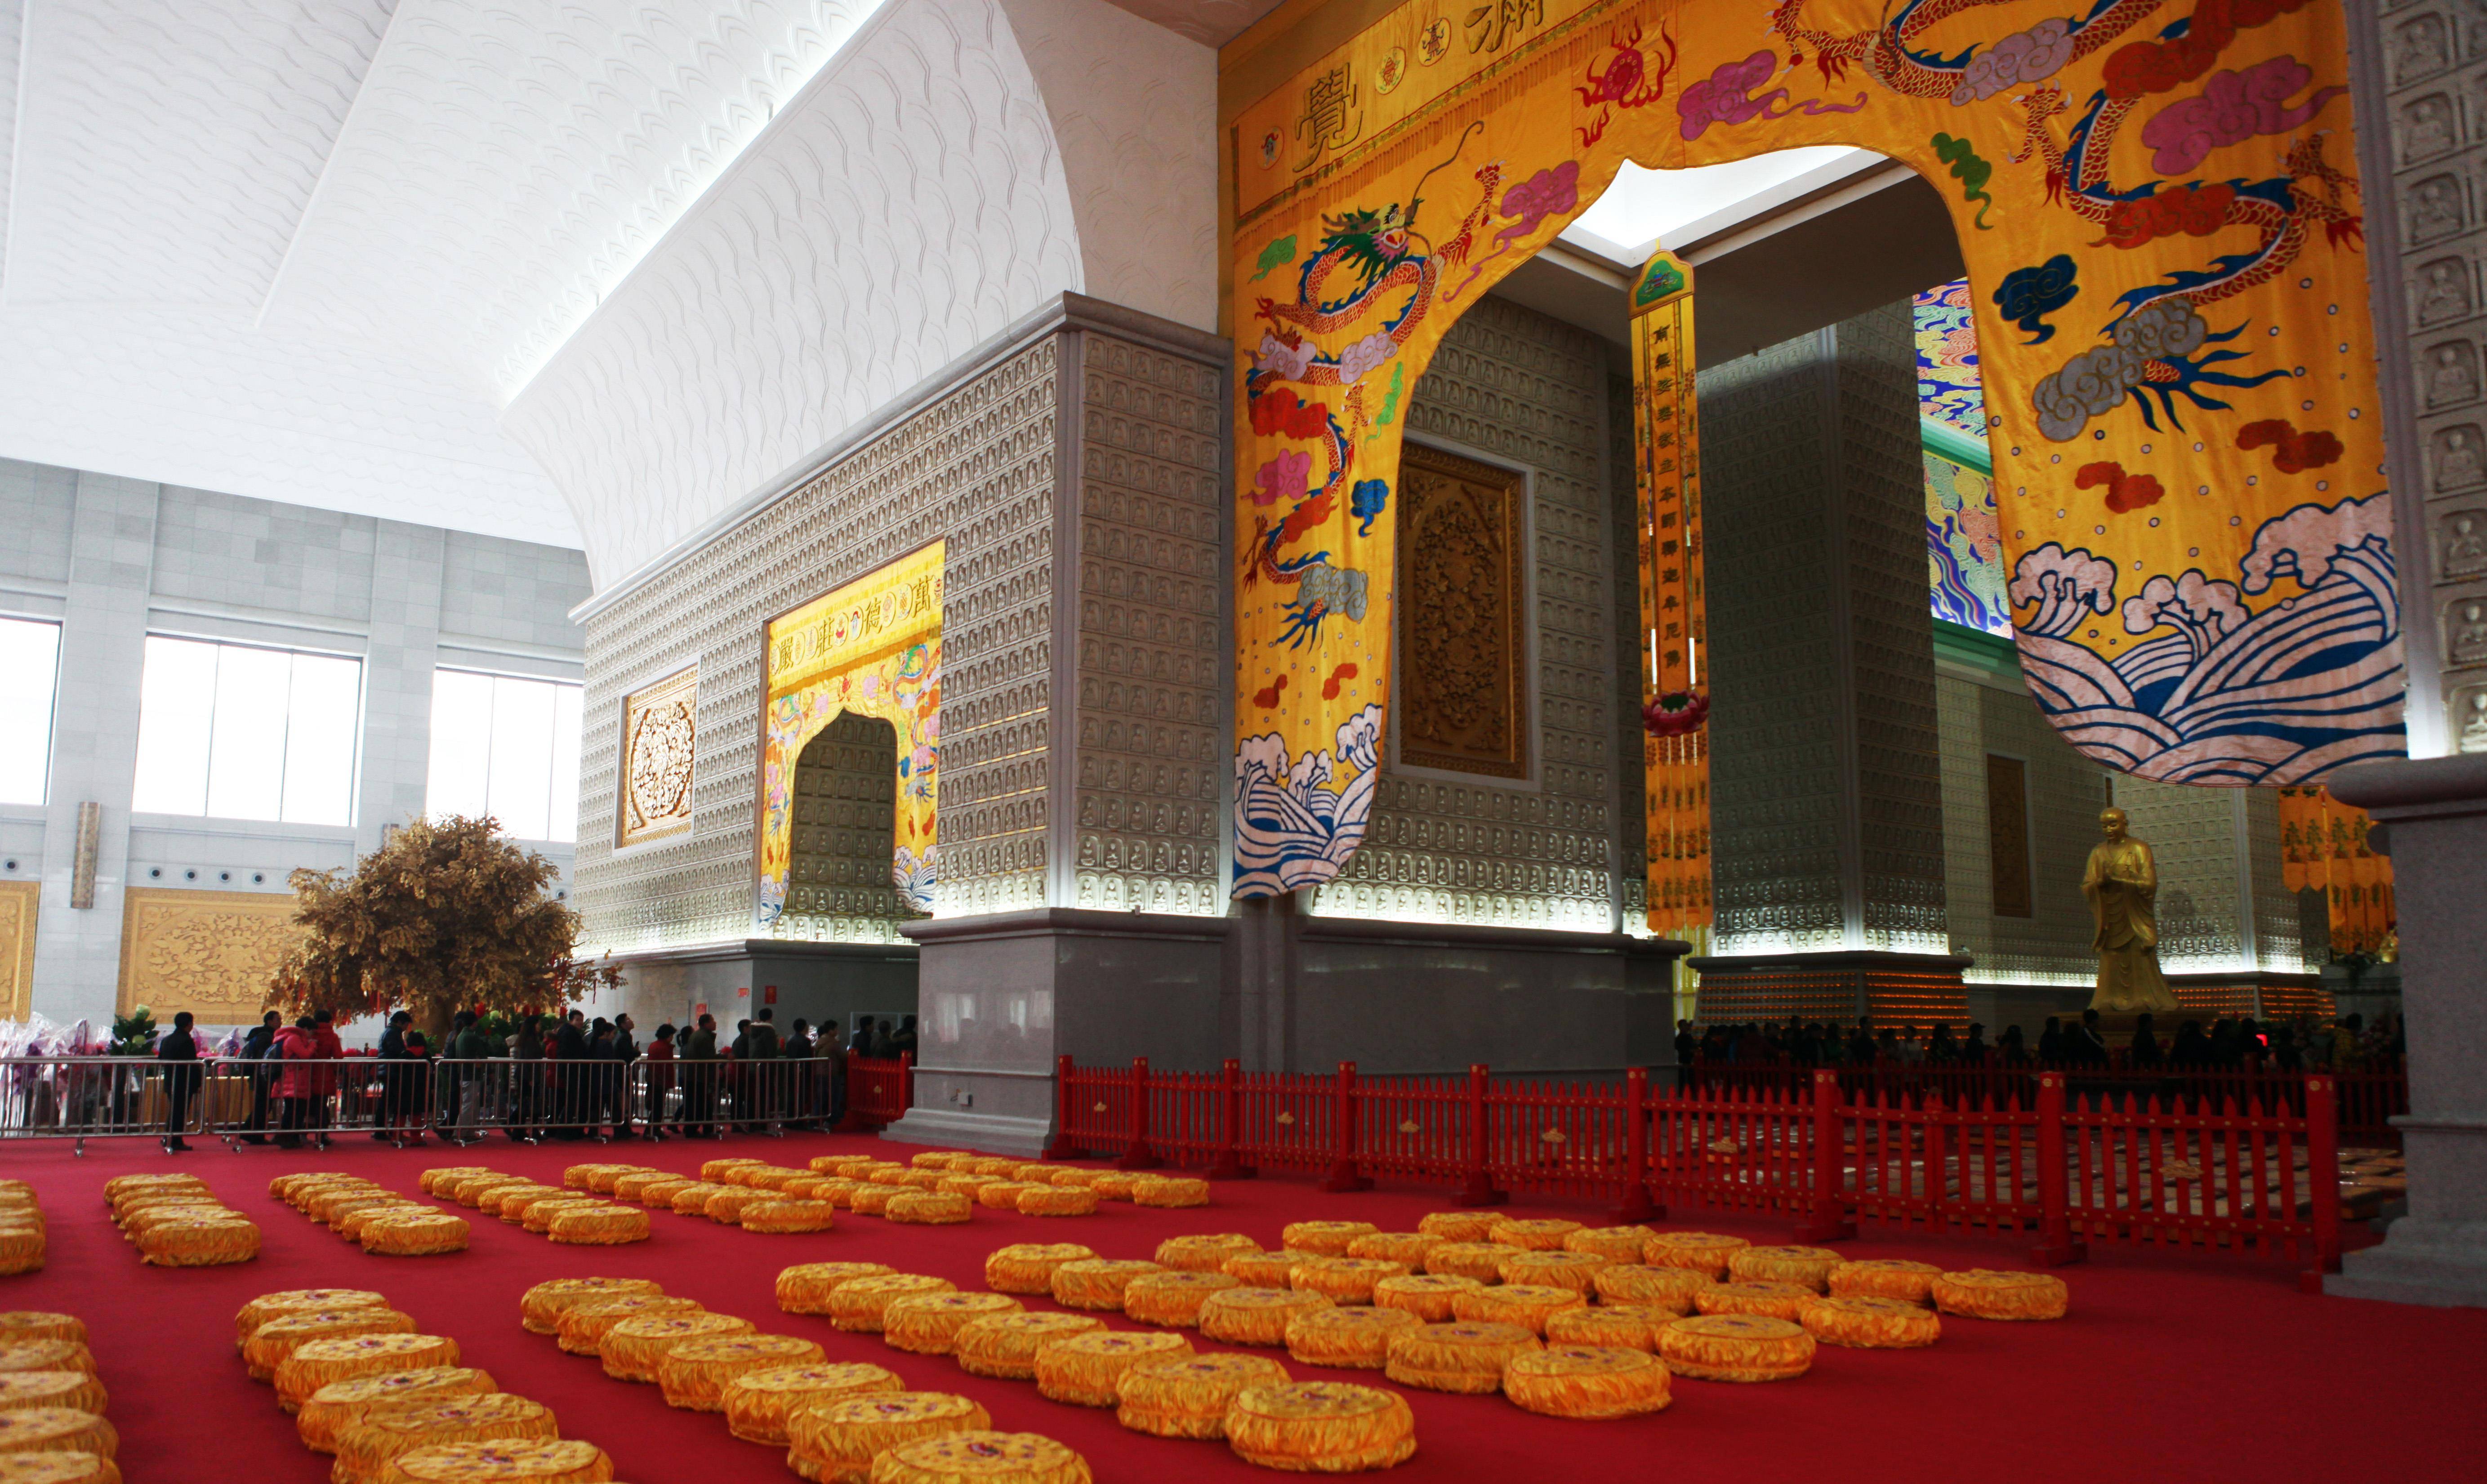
[1230,0,2400,901]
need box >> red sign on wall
[764,985,778,1005]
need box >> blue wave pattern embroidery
[1233,704,1384,897]
[2010,495,2403,783]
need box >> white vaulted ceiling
[0,0,1233,568]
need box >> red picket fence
[1685,1056,2407,1147]
[1044,1057,2344,1280]
[842,1053,913,1129]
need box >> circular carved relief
[626,700,696,828]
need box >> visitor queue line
[0,1053,913,1153]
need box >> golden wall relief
[1395,441,1527,779]
[117,888,303,1023]
[619,664,698,847]
[0,880,35,1021]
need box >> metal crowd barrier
[0,1053,894,1154]
[0,1056,214,1154]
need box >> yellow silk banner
[1630,250,1710,935]
[758,543,943,923]
[1231,0,2398,900]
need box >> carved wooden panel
[618,664,697,847]
[1395,441,1527,780]
[1985,753,2032,919]
[116,888,304,1022]
[0,881,35,1022]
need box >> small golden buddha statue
[2083,807,2179,1014]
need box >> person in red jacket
[641,1024,677,1142]
[310,1009,344,1139]
[271,1016,322,1150]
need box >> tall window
[132,636,363,825]
[0,617,62,806]
[426,670,582,842]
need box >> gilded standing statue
[2082,807,2179,1014]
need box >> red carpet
[9,1132,2483,1483]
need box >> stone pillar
[2325,755,2487,1306]
[1691,300,1962,1021]
[30,472,159,1027]
[355,522,446,855]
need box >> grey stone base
[882,1106,1052,1159]
[2324,1220,2487,1307]
[609,938,918,1044]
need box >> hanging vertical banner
[1230,0,2400,902]
[1630,250,1709,937]
[2278,785,2395,955]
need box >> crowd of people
[161,1004,921,1151]
[1673,1007,2405,1082]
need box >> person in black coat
[375,1010,413,1141]
[157,1010,200,1152]
[553,1010,590,1138]
[239,1010,279,1144]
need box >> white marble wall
[0,457,589,1029]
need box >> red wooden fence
[1684,1055,2406,1146]
[842,1053,913,1129]
[1042,1056,2345,1281]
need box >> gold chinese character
[1464,0,1545,54]
[1293,66,1363,169]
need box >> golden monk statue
[2083,807,2179,1014]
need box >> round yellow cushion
[1284,1306,1420,1369]
[1726,1245,1844,1291]
[1382,1322,1539,1394]
[788,1392,990,1484]
[827,1276,955,1334]
[887,1191,973,1225]
[1591,1264,1713,1314]
[519,1279,660,1335]
[1371,1274,1482,1324]
[555,1296,701,1355]
[1014,1186,1098,1217]
[274,1332,459,1413]
[1122,1272,1241,1328]
[1114,1353,1290,1439]
[953,1315,1105,1382]
[1415,1212,1497,1241]
[1447,1283,1584,1335]
[657,1333,826,1412]
[1198,1288,1333,1348]
[1278,1221,1376,1257]
[775,1264,896,1315]
[376,1437,609,1484]
[1799,1295,1942,1348]
[1419,1243,1509,1283]
[334,1393,556,1482]
[1033,1332,1192,1408]
[1656,1314,1815,1382]
[872,1431,1091,1484]
[1544,1306,1667,1351]
[1224,1381,1415,1472]
[295,1367,494,1454]
[546,1207,650,1246]
[983,1245,1095,1295]
[1049,1260,1165,1312]
[1288,1257,1408,1306]
[0,1410,113,1461]
[1503,1345,1672,1418]
[720,1361,901,1448]
[1931,1269,2069,1321]
[882,1294,1024,1356]
[598,1312,755,1383]
[1827,1259,1943,1305]
[1644,1231,1748,1278]
[1131,1177,1210,1208]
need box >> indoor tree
[271,815,618,1042]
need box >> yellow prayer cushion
[1114,1354,1289,1440]
[1223,1381,1415,1473]
[953,1315,1104,1382]
[1382,1322,1538,1395]
[546,1206,651,1246]
[295,1367,495,1455]
[776,1264,896,1315]
[1545,1305,1667,1351]
[1285,1306,1420,1369]
[1344,1232,1438,1266]
[335,1394,557,1483]
[1278,1221,1376,1257]
[1122,1273,1241,1329]
[872,1431,1092,1484]
[555,1297,701,1355]
[1289,1257,1408,1306]
[1591,1264,1713,1314]
[0,1410,113,1462]
[1032,1331,1191,1408]
[598,1312,755,1383]
[237,1291,389,1350]
[1371,1274,1481,1324]
[1827,1259,1943,1306]
[376,1438,610,1484]
[720,1361,902,1448]
[1656,1314,1815,1382]
[985,1245,1096,1295]
[882,1295,1024,1356]
[787,1392,989,1484]
[1198,1288,1333,1349]
[1447,1283,1584,1334]
[1931,1269,2069,1321]
[1013,1186,1097,1217]
[657,1333,827,1413]
[1049,1260,1165,1312]
[1726,1245,1844,1291]
[274,1332,459,1413]
[0,1379,102,1421]
[1503,1345,1673,1419]
[1485,1218,1581,1252]
[1643,1231,1748,1279]
[827,1276,955,1334]
[519,1279,660,1334]
[1799,1296,1942,1349]
[1131,1177,1209,1208]
[1414,1211,1496,1242]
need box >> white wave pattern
[2010,495,2405,784]
[1232,704,1383,897]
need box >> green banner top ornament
[1631,250,1690,316]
